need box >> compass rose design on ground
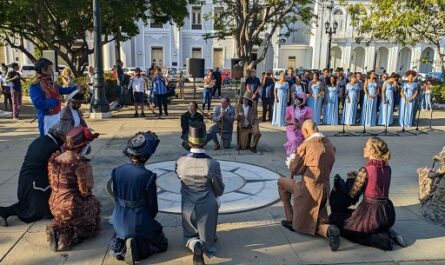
[145,160,281,214]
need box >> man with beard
[61,90,88,128]
[0,121,73,226]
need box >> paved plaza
[1,100,445,265]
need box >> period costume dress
[46,126,101,251]
[208,104,235,149]
[399,82,418,127]
[235,92,262,152]
[378,81,395,126]
[329,160,398,250]
[108,132,168,263]
[60,90,88,128]
[272,81,289,127]
[284,93,312,156]
[307,81,324,125]
[278,132,340,251]
[324,85,339,125]
[0,122,71,226]
[30,73,78,136]
[176,125,225,262]
[342,83,359,125]
[360,80,378,127]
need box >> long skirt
[284,126,304,156]
[49,192,101,251]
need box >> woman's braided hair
[367,136,391,161]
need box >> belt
[117,198,146,208]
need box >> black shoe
[0,216,7,227]
[46,225,58,252]
[327,225,341,251]
[281,220,295,232]
[213,145,220,151]
[165,113,169,116]
[140,112,146,117]
[388,229,406,247]
[193,241,205,265]
[250,147,257,153]
[125,238,139,265]
[133,112,139,118]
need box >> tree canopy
[345,0,445,75]
[0,0,193,76]
[204,0,313,76]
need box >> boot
[193,241,205,265]
[125,238,139,265]
[327,225,341,251]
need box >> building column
[366,42,376,72]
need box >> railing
[192,24,202,30]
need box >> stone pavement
[1,101,445,265]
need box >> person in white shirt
[87,66,95,113]
[129,68,148,117]
[60,89,88,128]
[0,68,13,111]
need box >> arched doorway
[419,47,434,73]
[375,47,389,73]
[330,47,342,70]
[397,47,412,74]
[351,47,366,72]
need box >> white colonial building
[2,1,443,75]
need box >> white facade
[2,0,443,74]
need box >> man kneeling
[277,120,341,251]
[176,123,225,265]
[235,91,261,153]
[108,132,168,264]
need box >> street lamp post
[325,20,338,70]
[91,0,111,118]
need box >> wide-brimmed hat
[66,89,84,103]
[242,91,254,102]
[293,92,307,106]
[64,126,99,150]
[124,131,160,157]
[187,123,207,146]
[135,67,142,73]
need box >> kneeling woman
[329,137,405,250]
[108,131,168,264]
[46,126,101,251]
[284,92,312,156]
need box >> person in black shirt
[212,67,222,98]
[261,71,275,122]
[180,101,204,150]
[6,63,25,119]
[245,69,261,105]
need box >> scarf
[38,73,61,115]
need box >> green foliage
[433,84,445,104]
[344,0,445,76]
[204,0,313,75]
[0,0,192,76]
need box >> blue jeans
[425,93,432,110]
[420,93,425,110]
[202,88,212,111]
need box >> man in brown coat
[235,91,261,153]
[277,120,341,251]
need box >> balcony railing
[192,24,202,30]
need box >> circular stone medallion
[146,160,281,214]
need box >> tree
[0,0,192,76]
[344,0,445,77]
[203,0,313,76]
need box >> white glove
[216,197,221,208]
[285,154,297,169]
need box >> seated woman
[108,131,168,265]
[284,93,312,156]
[329,137,405,250]
[46,126,101,251]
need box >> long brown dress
[47,150,101,251]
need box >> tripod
[422,98,444,132]
[334,101,355,137]
[395,96,417,136]
[356,96,376,136]
[376,100,397,136]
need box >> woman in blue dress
[342,76,359,126]
[294,75,305,94]
[378,73,398,126]
[360,71,379,127]
[399,70,419,127]
[324,75,339,125]
[307,72,324,125]
[272,72,289,127]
